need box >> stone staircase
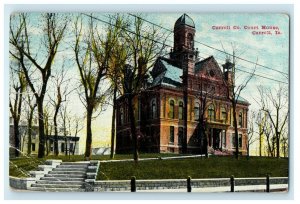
[29,162,90,192]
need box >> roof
[194,56,214,73]
[151,58,182,88]
[174,13,195,29]
[236,95,250,104]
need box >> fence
[93,176,288,192]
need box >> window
[232,133,242,148]
[151,99,156,119]
[169,100,175,119]
[238,111,243,127]
[50,142,53,151]
[208,104,215,121]
[222,130,226,148]
[120,108,124,125]
[187,33,194,49]
[31,143,36,151]
[70,143,74,153]
[231,133,236,148]
[239,134,242,148]
[170,126,174,143]
[178,127,184,145]
[61,143,65,153]
[194,102,200,121]
[179,101,183,120]
[221,107,227,123]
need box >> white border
[1,1,298,202]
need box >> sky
[9,12,289,155]
[91,13,289,155]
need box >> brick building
[115,14,250,155]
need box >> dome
[174,13,195,29]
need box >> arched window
[178,101,183,120]
[151,99,156,119]
[194,102,200,121]
[208,104,215,121]
[187,33,194,49]
[169,100,175,119]
[238,111,243,127]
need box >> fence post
[266,174,270,192]
[230,175,235,192]
[187,176,192,192]
[131,176,136,192]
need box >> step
[28,187,85,192]
[53,168,87,172]
[40,177,85,181]
[48,171,86,175]
[61,162,90,165]
[44,174,86,178]
[36,180,84,185]
[31,183,83,188]
[57,165,88,168]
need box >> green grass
[9,156,46,178]
[9,154,289,180]
[97,156,289,180]
[9,153,185,177]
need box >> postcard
[8,12,289,193]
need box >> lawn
[9,153,186,177]
[97,156,289,180]
[9,154,288,180]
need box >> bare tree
[23,93,37,155]
[255,110,267,157]
[222,46,257,159]
[48,64,73,156]
[121,15,168,162]
[257,84,288,158]
[9,60,27,157]
[10,13,68,158]
[246,110,257,159]
[73,14,122,160]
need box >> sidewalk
[135,184,288,193]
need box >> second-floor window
[221,107,227,123]
[178,101,183,120]
[239,111,243,127]
[151,99,157,119]
[169,100,175,119]
[208,104,215,121]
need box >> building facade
[9,117,80,156]
[116,14,250,155]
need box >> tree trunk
[37,100,45,158]
[232,101,239,159]
[53,107,59,156]
[13,120,20,157]
[27,110,34,155]
[276,108,280,158]
[84,104,93,160]
[110,85,117,159]
[128,94,138,162]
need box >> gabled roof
[151,58,182,88]
[194,56,214,73]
